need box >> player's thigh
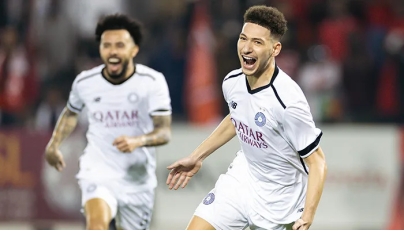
[193,175,249,230]
[115,190,154,230]
[79,180,118,228]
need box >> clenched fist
[45,146,66,172]
[113,135,145,153]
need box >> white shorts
[194,152,293,230]
[78,180,154,230]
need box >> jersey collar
[246,65,279,94]
[101,64,136,85]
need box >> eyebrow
[240,33,266,42]
[102,41,126,44]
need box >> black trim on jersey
[77,72,99,84]
[137,72,156,80]
[101,67,136,85]
[223,71,243,82]
[271,85,286,109]
[150,109,171,115]
[68,101,84,112]
[298,132,323,157]
[245,65,279,94]
[152,109,170,112]
[150,109,171,117]
[299,157,309,174]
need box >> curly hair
[95,14,143,46]
[243,6,287,40]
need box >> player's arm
[114,73,173,152]
[142,114,172,146]
[113,114,172,152]
[166,114,236,190]
[281,102,327,230]
[190,114,236,161]
[295,147,327,230]
[187,72,239,160]
[46,107,79,149]
[45,107,80,171]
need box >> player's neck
[246,60,275,90]
[104,62,136,84]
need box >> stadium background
[0,0,403,229]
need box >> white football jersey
[67,64,171,192]
[222,65,322,223]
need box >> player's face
[100,29,139,79]
[237,23,280,76]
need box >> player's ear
[272,42,282,57]
[131,44,139,58]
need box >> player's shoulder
[223,68,243,83]
[135,63,165,81]
[272,66,306,109]
[74,64,104,85]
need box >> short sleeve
[282,103,322,158]
[222,81,228,103]
[148,74,172,116]
[66,79,84,113]
[222,69,242,103]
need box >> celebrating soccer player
[167,5,327,230]
[45,14,172,230]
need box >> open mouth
[242,55,257,69]
[107,57,122,72]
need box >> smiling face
[237,22,281,77]
[99,29,138,79]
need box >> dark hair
[243,6,287,40]
[95,14,143,46]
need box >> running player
[166,5,327,230]
[45,14,172,230]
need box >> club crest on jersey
[254,112,266,127]
[203,192,215,205]
[127,92,138,103]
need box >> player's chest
[79,85,148,110]
[228,91,281,131]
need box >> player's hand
[113,135,144,153]
[292,218,311,230]
[45,146,66,172]
[166,156,202,190]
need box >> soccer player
[166,6,327,230]
[44,14,172,230]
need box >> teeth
[108,58,120,63]
[243,56,254,60]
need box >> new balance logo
[231,101,237,109]
[94,97,101,102]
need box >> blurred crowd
[0,0,403,130]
